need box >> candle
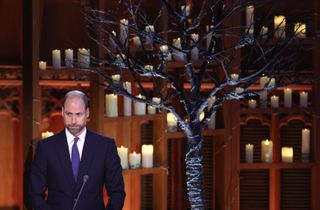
[41,131,54,139]
[270,95,279,108]
[206,25,214,51]
[78,48,90,68]
[274,15,286,39]
[105,94,118,117]
[123,82,132,116]
[120,18,128,47]
[117,146,128,169]
[134,94,146,115]
[145,25,154,32]
[299,91,308,107]
[167,112,178,132]
[260,26,268,39]
[65,49,74,68]
[142,144,153,168]
[109,30,117,47]
[190,33,199,61]
[260,75,268,88]
[245,144,254,163]
[172,38,184,61]
[246,5,254,35]
[144,65,153,71]
[301,128,310,162]
[281,147,293,163]
[207,96,216,129]
[160,45,172,61]
[129,152,141,169]
[132,36,141,47]
[248,99,257,108]
[39,61,47,70]
[231,73,239,81]
[294,22,306,38]
[111,74,121,83]
[261,139,273,163]
[284,88,292,108]
[147,97,161,115]
[52,49,61,69]
[235,87,244,94]
[180,5,190,16]
[268,78,275,88]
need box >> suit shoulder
[38,130,64,145]
[87,130,115,144]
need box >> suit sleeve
[104,139,126,210]
[28,141,52,210]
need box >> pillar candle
[117,146,128,169]
[246,5,254,35]
[231,73,239,81]
[105,94,118,117]
[142,144,153,168]
[129,152,141,169]
[65,49,74,68]
[260,26,268,39]
[120,18,128,48]
[206,25,214,51]
[299,91,308,107]
[147,97,161,115]
[301,128,310,162]
[270,95,279,108]
[260,75,268,88]
[281,147,293,163]
[180,5,190,16]
[41,131,54,139]
[190,33,199,61]
[245,144,254,163]
[78,48,90,68]
[134,94,146,115]
[160,44,172,61]
[248,99,257,108]
[261,139,273,163]
[112,74,121,83]
[284,88,292,108]
[52,49,61,69]
[167,112,178,132]
[172,38,184,61]
[123,82,132,116]
[132,36,141,46]
[274,15,286,39]
[294,22,306,38]
[109,30,117,47]
[207,96,216,130]
[39,61,47,70]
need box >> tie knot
[74,137,79,144]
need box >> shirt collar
[65,127,87,143]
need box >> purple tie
[71,137,80,181]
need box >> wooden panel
[280,169,311,210]
[240,170,269,210]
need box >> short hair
[63,90,89,109]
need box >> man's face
[62,96,89,136]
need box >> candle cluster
[245,128,311,163]
[117,144,154,169]
[41,131,54,139]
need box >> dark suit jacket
[28,129,125,210]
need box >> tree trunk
[185,133,205,209]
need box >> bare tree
[78,0,310,208]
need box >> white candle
[167,112,178,132]
[123,82,132,116]
[248,99,257,108]
[105,94,118,117]
[109,30,117,47]
[294,22,306,38]
[41,131,54,139]
[301,128,310,162]
[270,95,279,108]
[52,49,61,69]
[112,74,121,82]
[134,94,146,115]
[172,38,184,61]
[39,61,47,70]
[231,73,239,81]
[246,5,254,34]
[144,65,153,71]
[268,78,275,88]
[284,88,292,108]
[117,146,128,169]
[129,152,141,169]
[206,25,214,51]
[147,97,161,115]
[132,36,141,46]
[78,48,90,68]
[281,147,293,163]
[274,15,286,39]
[160,45,172,61]
[260,75,268,88]
[180,5,190,16]
[261,139,273,163]
[65,49,74,68]
[245,144,254,163]
[190,33,199,61]
[120,19,128,47]
[235,87,244,94]
[299,91,308,107]
[260,26,268,39]
[142,144,153,168]
[207,96,216,130]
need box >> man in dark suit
[28,90,125,210]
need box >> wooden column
[22,0,41,209]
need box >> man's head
[62,90,89,136]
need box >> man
[28,90,125,210]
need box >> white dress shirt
[65,128,86,160]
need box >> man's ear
[86,108,90,118]
[61,107,64,115]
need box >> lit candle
[245,144,254,163]
[65,49,74,68]
[132,36,141,46]
[109,30,117,47]
[301,128,310,162]
[261,139,273,163]
[206,25,214,51]
[294,22,306,38]
[190,33,199,61]
[129,152,141,169]
[111,74,121,82]
[270,95,279,108]
[144,65,153,71]
[260,75,268,88]
[231,73,239,81]
[145,25,154,32]
[41,131,54,139]
[207,96,216,130]
[299,91,308,107]
[147,97,161,115]
[180,4,190,16]
[105,94,118,117]
[281,147,293,163]
[260,26,268,39]
[120,18,128,47]
[123,82,132,116]
[142,144,153,168]
[134,94,146,115]
[78,48,90,68]
[117,146,128,169]
[274,15,286,39]
[248,99,257,108]
[52,49,61,69]
[246,5,254,35]
[167,112,178,132]
[39,61,47,70]
[268,78,276,88]
[284,88,292,108]
[160,45,172,61]
[172,38,184,61]
[235,87,244,94]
